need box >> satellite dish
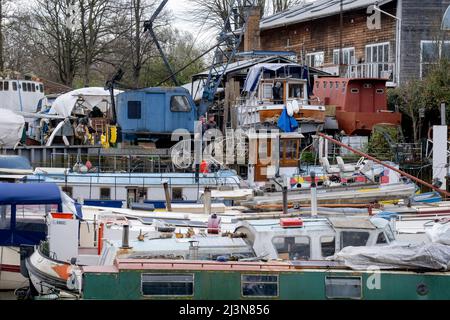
[286,101,294,117]
[292,100,300,113]
[442,5,450,30]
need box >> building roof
[260,0,394,30]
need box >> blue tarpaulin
[277,108,299,133]
[0,183,62,205]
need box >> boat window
[171,95,191,112]
[325,276,362,300]
[22,82,28,92]
[340,231,370,248]
[262,83,273,99]
[128,101,141,119]
[15,205,49,232]
[280,139,300,167]
[288,83,304,99]
[39,84,44,93]
[320,236,336,258]
[272,236,310,260]
[13,82,18,91]
[32,83,36,92]
[0,206,11,230]
[335,82,339,89]
[4,81,9,91]
[376,232,387,244]
[316,81,319,89]
[363,84,372,89]
[350,88,359,94]
[172,187,183,200]
[62,186,73,198]
[241,274,278,298]
[376,89,384,94]
[100,188,111,200]
[385,225,395,242]
[0,81,3,91]
[27,83,32,92]
[323,81,327,89]
[141,273,194,296]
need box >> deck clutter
[0,0,450,302]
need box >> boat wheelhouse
[313,77,402,135]
[0,77,45,114]
[236,63,326,132]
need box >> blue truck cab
[116,87,197,143]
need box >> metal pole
[282,186,288,215]
[204,187,212,216]
[310,172,318,217]
[317,133,450,197]
[163,181,172,211]
[441,102,446,126]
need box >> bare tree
[78,0,112,86]
[31,0,82,86]
[270,0,304,14]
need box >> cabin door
[360,83,375,112]
[144,93,165,133]
[254,138,274,182]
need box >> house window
[321,236,336,258]
[420,40,450,78]
[325,276,362,300]
[172,187,183,200]
[241,275,278,298]
[306,52,324,68]
[100,188,111,200]
[141,273,194,296]
[170,95,191,112]
[62,186,73,198]
[341,231,370,249]
[128,101,141,119]
[272,236,310,260]
[365,42,390,78]
[333,47,355,65]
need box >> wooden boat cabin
[313,78,401,135]
[237,63,326,129]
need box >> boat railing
[344,62,396,80]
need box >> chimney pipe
[121,224,131,249]
[282,186,288,215]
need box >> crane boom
[198,0,257,116]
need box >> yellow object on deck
[110,126,117,144]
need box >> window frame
[170,95,192,113]
[172,187,183,200]
[325,276,362,300]
[272,235,311,261]
[420,40,450,79]
[320,235,336,258]
[99,187,111,200]
[306,51,324,68]
[127,101,142,119]
[141,273,195,297]
[340,230,370,249]
[241,274,279,298]
[333,47,355,65]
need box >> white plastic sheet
[426,221,450,246]
[0,109,25,147]
[49,87,123,118]
[330,243,450,271]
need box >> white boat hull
[0,247,28,290]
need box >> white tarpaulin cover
[243,63,303,93]
[0,109,25,147]
[426,222,450,246]
[330,243,450,271]
[49,87,123,118]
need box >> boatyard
[1,0,450,304]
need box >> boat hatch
[328,217,376,230]
[280,218,304,228]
